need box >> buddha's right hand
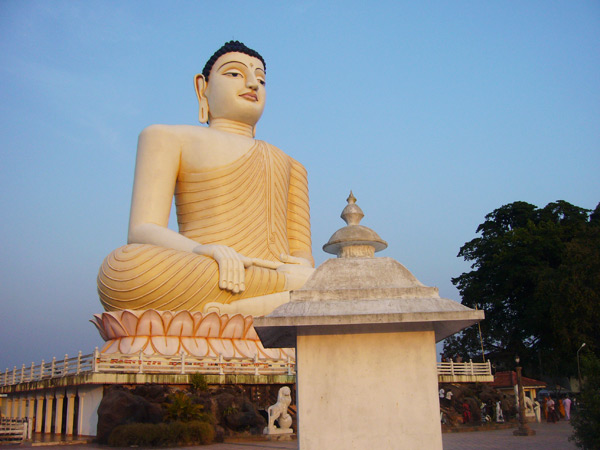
[192,244,253,293]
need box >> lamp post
[577,343,586,392]
[513,355,536,436]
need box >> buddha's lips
[240,92,258,101]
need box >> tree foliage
[444,200,600,378]
[570,353,600,449]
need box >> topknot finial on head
[202,41,266,81]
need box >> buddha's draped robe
[98,141,311,312]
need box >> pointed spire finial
[323,191,388,257]
[347,191,356,204]
[341,191,364,226]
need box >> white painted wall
[297,329,442,450]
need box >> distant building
[490,371,547,401]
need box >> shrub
[108,422,165,447]
[188,420,216,445]
[164,391,205,422]
[107,421,215,447]
[190,373,209,392]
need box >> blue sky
[1,1,598,370]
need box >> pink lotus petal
[151,336,180,355]
[221,314,245,339]
[137,310,166,336]
[90,317,108,341]
[102,313,128,339]
[181,337,209,357]
[243,316,254,337]
[120,310,139,336]
[102,339,121,354]
[258,345,281,361]
[208,339,234,359]
[244,325,259,340]
[196,312,221,337]
[167,311,194,336]
[232,339,257,358]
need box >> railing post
[20,364,25,383]
[63,354,68,376]
[470,359,474,375]
[180,352,186,375]
[218,354,224,375]
[287,356,293,376]
[93,347,99,373]
[29,362,34,382]
[5,368,9,386]
[449,359,454,376]
[51,357,56,378]
[40,360,45,379]
[138,350,144,374]
[487,360,492,375]
[77,351,82,374]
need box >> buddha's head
[195,41,266,130]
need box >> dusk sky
[1,1,598,370]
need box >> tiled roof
[490,371,547,388]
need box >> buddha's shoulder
[139,124,211,140]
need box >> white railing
[1,349,295,387]
[1,352,491,387]
[437,359,492,377]
[0,418,31,444]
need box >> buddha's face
[204,52,266,126]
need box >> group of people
[542,395,573,423]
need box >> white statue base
[91,309,294,361]
[263,427,293,435]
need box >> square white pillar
[65,393,76,435]
[296,328,442,450]
[44,393,54,434]
[77,386,104,436]
[54,394,64,434]
[35,395,44,433]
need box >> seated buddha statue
[97,41,314,317]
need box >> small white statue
[534,400,541,423]
[524,395,535,416]
[264,386,293,435]
[495,401,504,423]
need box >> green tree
[444,201,600,378]
[570,353,600,449]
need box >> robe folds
[98,140,311,312]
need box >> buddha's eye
[224,71,242,78]
[258,79,266,86]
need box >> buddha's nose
[246,75,259,90]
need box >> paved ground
[12,420,576,449]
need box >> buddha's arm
[127,125,268,294]
[286,159,314,267]
[128,125,199,252]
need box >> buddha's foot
[203,291,291,317]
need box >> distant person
[495,401,504,422]
[455,355,463,363]
[547,397,557,423]
[462,400,472,424]
[559,397,566,418]
[534,399,541,422]
[563,396,572,420]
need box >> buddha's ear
[194,74,209,124]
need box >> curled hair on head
[202,41,266,81]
